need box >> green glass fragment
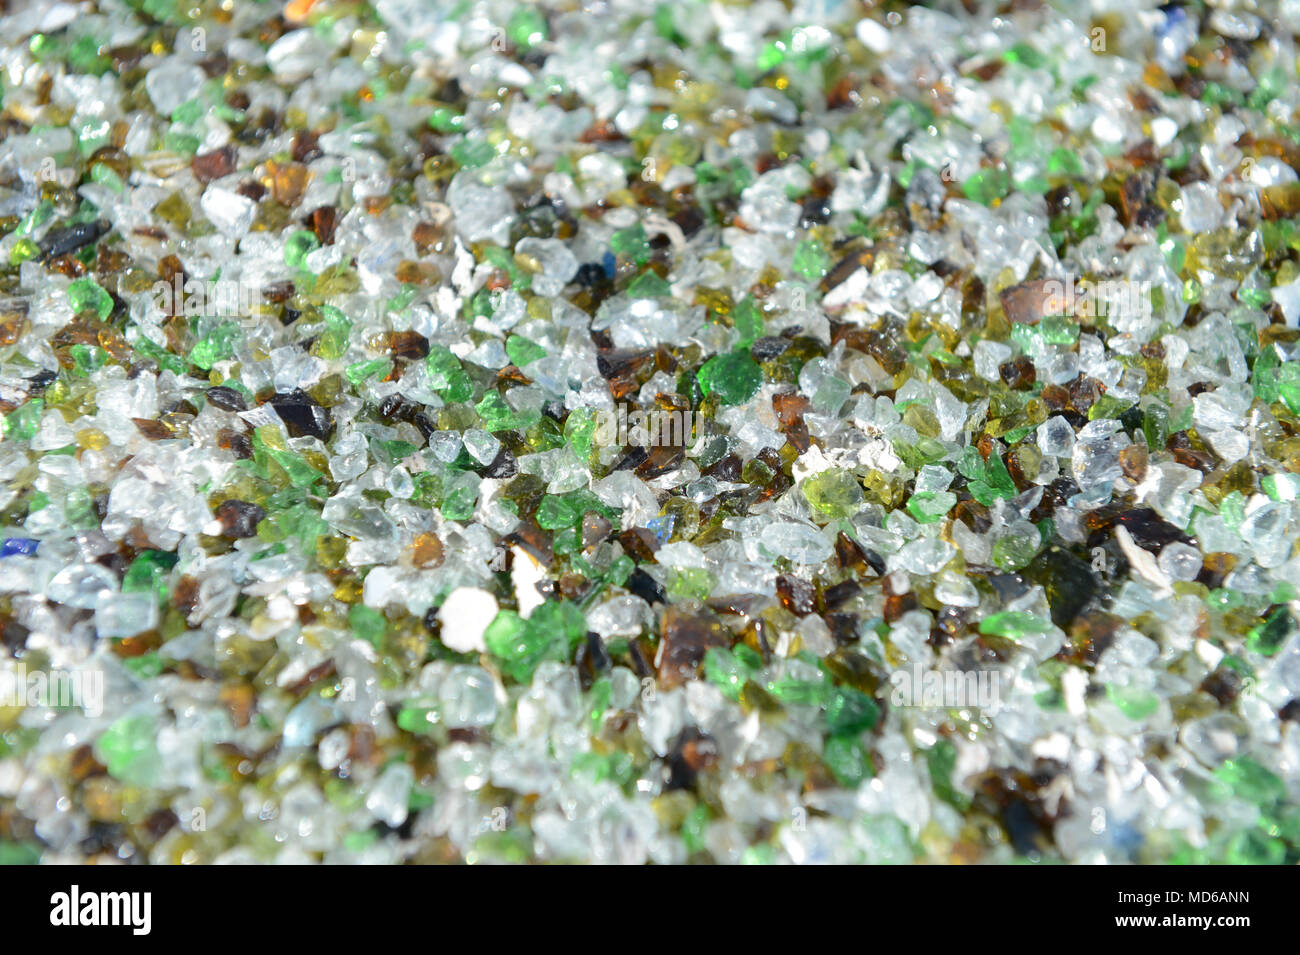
[426,346,474,403]
[802,469,863,520]
[564,406,597,457]
[507,7,548,50]
[824,687,879,735]
[927,739,971,811]
[963,167,1010,205]
[475,391,524,431]
[483,601,585,683]
[626,270,671,299]
[1106,684,1159,720]
[94,713,161,786]
[906,490,955,524]
[285,230,321,270]
[340,604,384,649]
[345,357,392,385]
[703,646,759,701]
[536,494,580,530]
[697,350,763,406]
[1247,608,1293,657]
[1224,827,1285,865]
[979,611,1053,639]
[67,278,112,319]
[505,335,546,366]
[3,400,44,442]
[824,734,872,787]
[610,224,650,264]
[0,841,41,865]
[190,322,239,370]
[122,550,177,601]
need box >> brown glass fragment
[657,606,730,689]
[582,512,613,548]
[191,146,238,183]
[1000,278,1072,325]
[305,205,338,245]
[619,527,660,561]
[775,574,816,616]
[999,355,1036,390]
[215,499,266,539]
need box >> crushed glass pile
[1,0,1300,863]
